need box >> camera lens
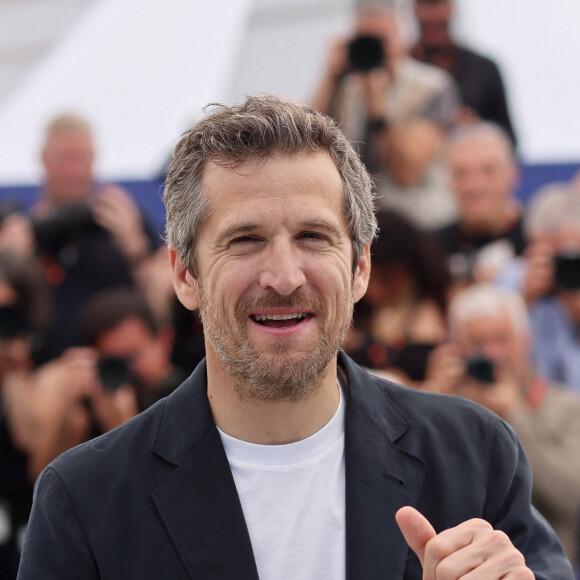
[348,35,385,72]
[554,252,580,290]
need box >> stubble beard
[196,281,354,403]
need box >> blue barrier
[1,162,579,237]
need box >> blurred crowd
[1,0,579,577]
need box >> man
[18,96,571,578]
[31,114,158,360]
[436,122,525,285]
[81,287,185,409]
[426,283,580,570]
[411,0,517,144]
[515,185,580,392]
[0,251,48,579]
[311,1,459,229]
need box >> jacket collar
[150,353,424,579]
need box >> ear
[352,244,371,303]
[169,247,200,311]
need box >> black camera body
[97,356,132,391]
[348,34,385,72]
[465,355,495,384]
[32,204,97,256]
[554,251,580,291]
[0,306,27,340]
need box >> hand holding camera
[460,355,524,419]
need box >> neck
[205,349,341,445]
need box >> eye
[228,235,264,254]
[298,231,331,248]
[299,232,326,241]
[231,235,259,245]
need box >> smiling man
[17,96,572,579]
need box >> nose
[258,242,307,296]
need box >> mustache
[236,290,326,315]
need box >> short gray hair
[446,121,515,162]
[524,182,580,240]
[449,283,530,341]
[163,94,377,274]
[44,113,92,142]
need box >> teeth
[253,313,307,322]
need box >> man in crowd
[0,251,48,579]
[411,0,517,144]
[81,287,184,410]
[312,0,459,229]
[436,122,525,286]
[31,114,158,360]
[18,96,571,578]
[425,283,580,570]
[516,185,580,392]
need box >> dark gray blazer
[17,353,573,579]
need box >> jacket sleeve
[484,419,574,579]
[17,467,100,580]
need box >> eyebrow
[216,223,262,246]
[300,218,345,238]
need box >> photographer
[423,283,580,571]
[80,288,184,411]
[435,122,524,288]
[410,0,516,144]
[31,114,159,361]
[495,184,580,392]
[0,251,48,578]
[311,0,459,229]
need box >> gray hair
[449,283,530,341]
[163,94,377,274]
[44,113,92,142]
[446,121,515,162]
[524,182,580,240]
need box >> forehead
[448,136,510,167]
[356,9,394,34]
[96,316,154,351]
[462,309,515,339]
[45,130,93,154]
[200,152,347,229]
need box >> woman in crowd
[345,209,451,384]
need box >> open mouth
[250,312,312,329]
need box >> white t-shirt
[218,387,346,580]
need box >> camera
[465,355,495,384]
[97,356,132,391]
[347,34,385,72]
[32,204,96,255]
[554,251,580,291]
[0,306,27,340]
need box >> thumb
[395,506,436,566]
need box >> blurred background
[0,0,579,234]
[2,2,580,577]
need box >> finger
[422,518,493,579]
[395,506,436,567]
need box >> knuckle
[435,559,455,580]
[425,537,448,562]
[467,518,493,532]
[489,529,511,546]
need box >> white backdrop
[0,0,578,186]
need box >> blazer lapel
[342,354,426,580]
[150,362,259,580]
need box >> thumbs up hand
[395,506,534,579]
